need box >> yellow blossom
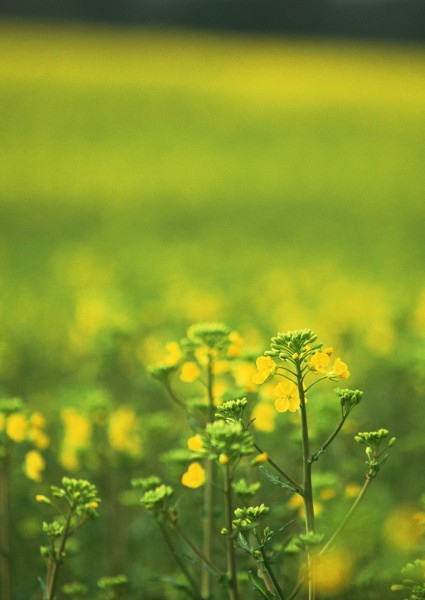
[344,482,361,497]
[180,361,202,383]
[87,501,99,509]
[29,429,50,450]
[315,550,352,594]
[61,408,92,448]
[6,413,27,443]
[181,462,206,488]
[25,450,45,482]
[35,494,51,504]
[227,331,243,357]
[274,380,300,413]
[219,454,229,465]
[108,407,142,457]
[59,449,80,471]
[30,412,46,429]
[383,505,424,549]
[330,357,350,379]
[187,434,203,452]
[164,341,183,366]
[251,403,276,432]
[309,351,330,374]
[320,487,336,501]
[232,362,258,392]
[324,347,334,355]
[256,452,268,464]
[252,356,277,385]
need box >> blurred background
[0,2,425,599]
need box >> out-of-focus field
[1,19,425,599]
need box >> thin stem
[0,448,11,600]
[287,577,304,600]
[319,477,371,556]
[309,413,348,463]
[170,520,222,576]
[200,352,216,599]
[254,443,303,495]
[47,505,75,600]
[296,361,315,600]
[224,464,239,600]
[158,521,200,595]
[164,380,190,415]
[256,538,286,600]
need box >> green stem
[164,380,190,415]
[224,464,239,600]
[296,362,315,600]
[0,448,11,600]
[47,505,75,600]
[158,521,200,596]
[200,353,216,599]
[309,413,348,463]
[319,477,371,556]
[256,536,286,600]
[170,519,222,576]
[253,443,303,495]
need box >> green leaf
[38,576,48,600]
[247,571,275,599]
[259,466,298,493]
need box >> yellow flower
[30,412,46,429]
[232,362,258,392]
[35,494,51,505]
[383,505,424,549]
[25,450,45,482]
[108,407,142,457]
[320,487,336,501]
[274,380,300,413]
[181,462,206,488]
[59,449,80,471]
[61,408,92,448]
[227,331,243,358]
[6,413,27,443]
[164,341,183,366]
[187,434,203,452]
[252,356,277,385]
[180,361,202,383]
[256,452,269,464]
[344,482,361,497]
[330,357,350,379]
[324,347,334,355]
[30,429,50,450]
[219,454,229,465]
[315,550,352,594]
[309,351,330,374]
[251,403,276,432]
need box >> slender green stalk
[47,506,75,600]
[164,380,190,415]
[256,535,286,600]
[309,413,348,463]
[223,464,239,600]
[0,448,11,600]
[158,521,200,595]
[319,477,371,556]
[170,520,222,576]
[253,442,303,495]
[296,361,315,600]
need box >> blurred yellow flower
[344,482,361,497]
[30,429,50,450]
[330,357,350,379]
[320,487,336,501]
[309,351,330,374]
[315,550,352,594]
[164,341,182,366]
[30,412,46,429]
[227,331,243,357]
[59,449,80,471]
[251,403,276,432]
[180,361,202,383]
[219,454,229,465]
[232,362,258,392]
[383,505,424,549]
[6,413,27,443]
[252,356,277,385]
[61,408,92,448]
[108,407,142,457]
[25,450,45,482]
[187,434,203,452]
[181,462,206,488]
[274,380,300,413]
